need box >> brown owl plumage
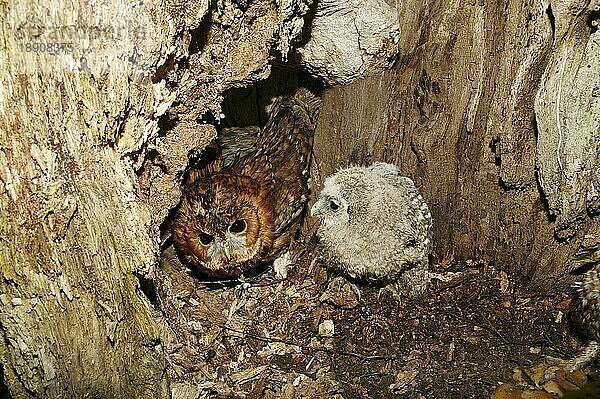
[171,91,318,278]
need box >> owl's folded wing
[219,126,260,169]
[260,97,315,237]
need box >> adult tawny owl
[310,162,433,297]
[171,91,318,278]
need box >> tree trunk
[1,0,598,397]
[0,1,171,396]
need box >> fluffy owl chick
[311,162,433,297]
[548,237,600,371]
[172,91,318,278]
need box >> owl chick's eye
[329,200,340,211]
[199,232,214,246]
[229,219,247,234]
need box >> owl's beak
[223,244,231,261]
[310,200,325,217]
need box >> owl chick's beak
[311,199,325,217]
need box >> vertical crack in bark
[546,4,556,41]
[188,4,215,56]
[554,54,568,177]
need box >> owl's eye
[199,232,214,245]
[229,219,247,234]
[329,200,340,211]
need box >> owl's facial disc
[172,172,274,277]
[203,225,251,268]
[203,214,255,269]
[208,238,241,263]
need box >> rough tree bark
[0,1,171,397]
[0,0,598,397]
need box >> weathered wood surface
[298,0,400,84]
[0,1,168,397]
